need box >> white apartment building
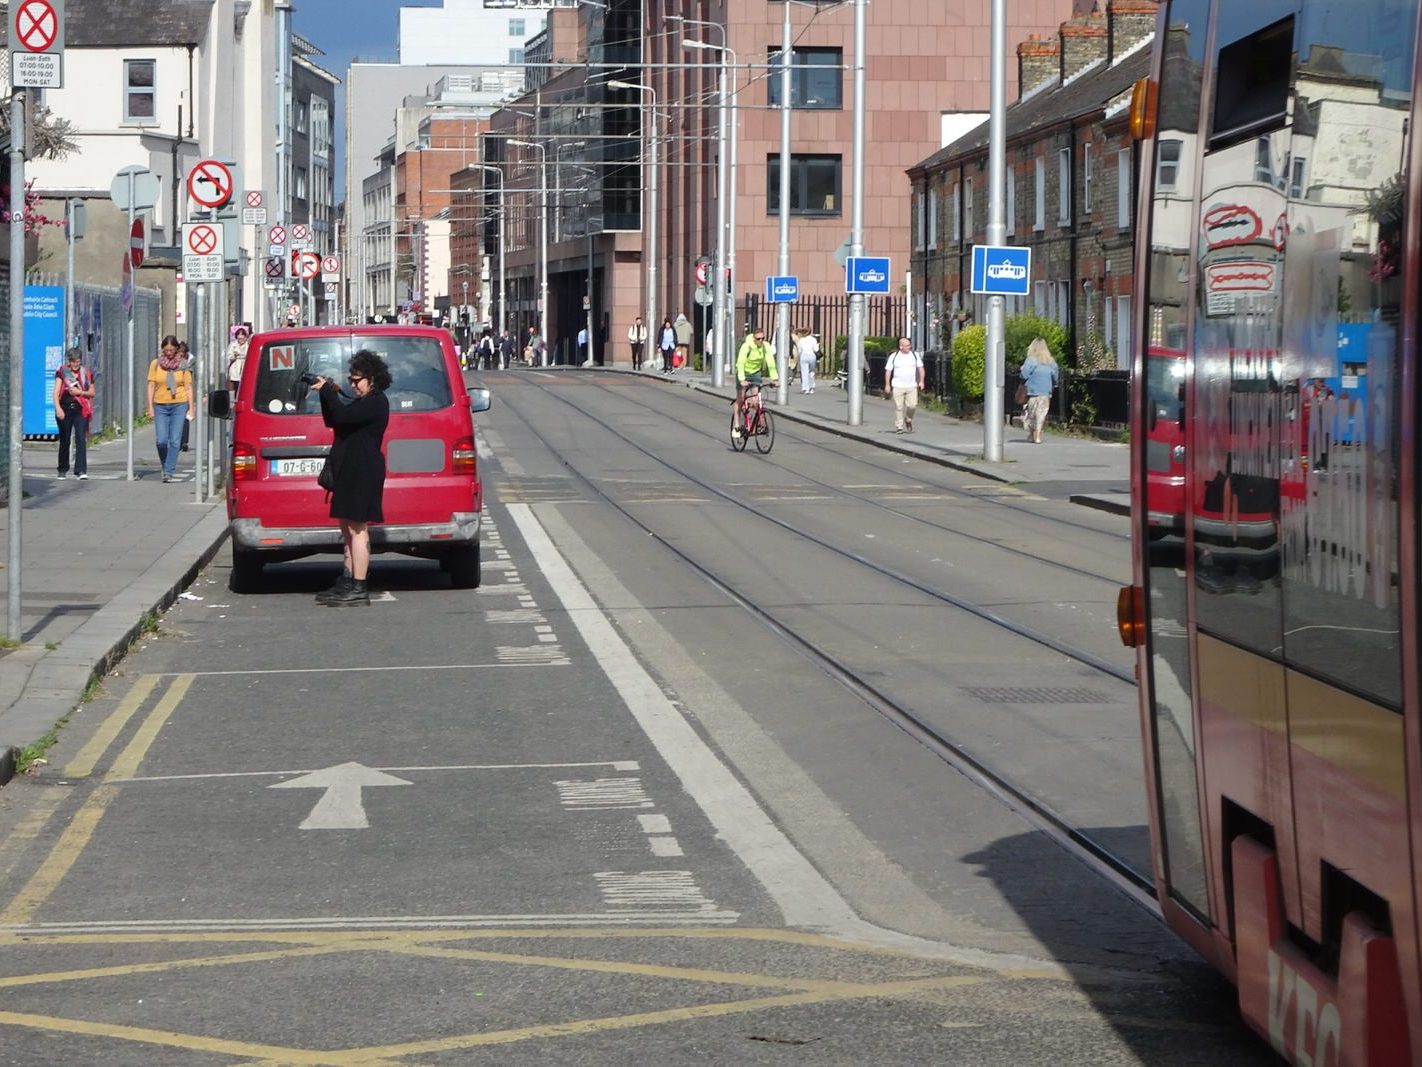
[397,0,572,66]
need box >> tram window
[1211,16,1294,150]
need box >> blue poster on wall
[23,286,65,437]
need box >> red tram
[1118,1,1422,1062]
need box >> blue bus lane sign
[971,245,1032,297]
[765,275,799,303]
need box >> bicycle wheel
[754,406,775,453]
[730,409,749,451]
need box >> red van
[212,326,490,592]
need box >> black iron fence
[742,293,906,356]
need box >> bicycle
[730,385,775,454]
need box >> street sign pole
[775,0,792,408]
[125,169,135,481]
[984,0,1007,462]
[6,89,23,639]
[846,0,867,427]
[64,198,76,345]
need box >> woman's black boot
[315,572,353,604]
[326,578,369,607]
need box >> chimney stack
[1107,0,1157,63]
[1059,10,1108,82]
[1017,34,1061,97]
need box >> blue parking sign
[845,256,891,294]
[971,245,1032,296]
[765,275,799,303]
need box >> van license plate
[271,458,324,477]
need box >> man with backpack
[883,336,925,434]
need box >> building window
[926,187,937,248]
[1057,147,1071,225]
[123,59,156,124]
[1254,137,1274,185]
[1289,156,1306,199]
[964,177,973,241]
[1117,148,1132,228]
[1082,143,1092,216]
[1056,280,1070,326]
[951,182,961,243]
[1157,138,1181,191]
[1034,157,1045,231]
[1114,295,1131,368]
[294,166,308,201]
[766,154,841,216]
[509,48,525,64]
[766,47,843,109]
[1006,168,1016,235]
[509,18,525,35]
[915,190,926,249]
[295,99,308,135]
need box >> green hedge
[1004,314,1068,373]
[951,325,987,399]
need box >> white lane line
[595,871,720,912]
[637,814,672,834]
[0,911,741,935]
[556,777,654,810]
[174,662,569,678]
[648,837,685,858]
[508,502,1075,975]
[497,646,569,664]
[114,760,642,785]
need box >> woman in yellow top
[146,334,192,482]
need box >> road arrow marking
[269,762,411,829]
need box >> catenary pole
[7,89,24,639]
[125,170,135,478]
[846,0,867,425]
[775,0,792,407]
[984,0,1006,460]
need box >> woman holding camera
[310,349,391,607]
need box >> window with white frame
[123,59,156,124]
[1157,139,1181,191]
[915,190,926,249]
[927,186,937,248]
[1057,147,1071,225]
[1115,295,1131,368]
[1034,279,1047,314]
[509,48,525,64]
[964,177,973,241]
[951,182,961,243]
[1083,143,1092,215]
[1034,157,1045,230]
[1254,137,1274,185]
[1006,168,1016,235]
[294,166,308,201]
[295,99,308,135]
[509,18,525,35]
[1056,280,1070,325]
[1118,149,1132,228]
[1289,156,1306,199]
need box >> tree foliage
[951,324,986,399]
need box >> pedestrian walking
[795,329,820,393]
[627,317,648,369]
[577,325,589,366]
[178,341,195,452]
[1018,336,1059,444]
[310,349,392,607]
[883,336,925,434]
[147,334,192,481]
[673,313,693,370]
[525,327,546,366]
[53,346,94,480]
[499,329,516,369]
[226,325,251,392]
[657,318,676,374]
[477,330,495,370]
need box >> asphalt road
[0,372,1275,1064]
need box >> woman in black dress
[311,349,391,607]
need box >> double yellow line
[0,673,194,926]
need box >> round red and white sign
[188,160,233,209]
[186,225,219,256]
[268,225,286,245]
[297,252,320,280]
[293,224,310,243]
[321,255,340,275]
[264,257,284,279]
[129,219,145,268]
[14,0,58,52]
[694,260,709,286]
[246,191,263,209]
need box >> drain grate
[963,686,1110,705]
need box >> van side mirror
[209,389,232,420]
[469,388,491,414]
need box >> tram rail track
[491,378,1156,908]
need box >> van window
[251,337,352,416]
[354,336,453,412]
[249,335,453,416]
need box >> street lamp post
[682,32,734,388]
[846,0,868,426]
[508,138,549,364]
[607,81,660,354]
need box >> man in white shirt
[883,337,925,434]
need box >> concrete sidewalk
[619,364,1131,512]
[0,424,228,784]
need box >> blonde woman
[1019,337,1059,444]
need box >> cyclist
[733,327,778,439]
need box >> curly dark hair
[349,349,391,392]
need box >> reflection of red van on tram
[213,326,490,593]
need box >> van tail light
[1117,585,1146,648]
[452,436,477,475]
[233,442,258,481]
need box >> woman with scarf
[146,335,192,482]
